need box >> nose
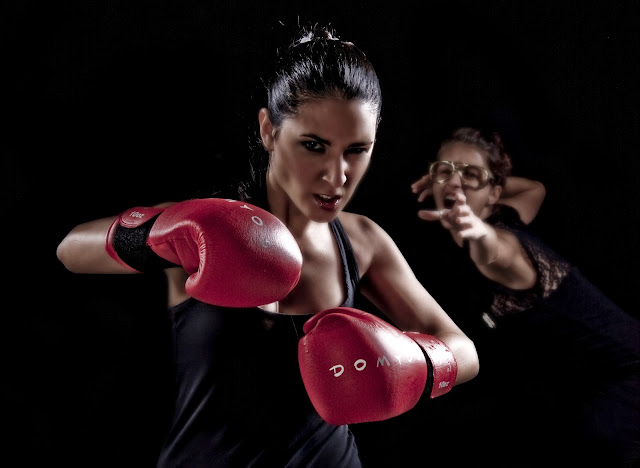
[447,170,463,187]
[322,155,347,188]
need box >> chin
[307,205,340,223]
[311,210,339,223]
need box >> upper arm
[499,177,546,224]
[348,216,463,335]
[349,215,479,383]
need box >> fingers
[411,174,433,203]
[410,174,430,192]
[417,209,444,222]
[457,224,489,241]
[419,208,473,235]
[417,190,487,241]
[419,205,475,232]
[417,187,433,203]
[451,212,490,241]
[453,191,467,206]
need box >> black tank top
[156,218,363,468]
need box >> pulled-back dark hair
[438,127,512,187]
[240,24,382,208]
[266,25,382,130]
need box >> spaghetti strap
[329,218,360,308]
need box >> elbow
[529,180,546,209]
[439,332,479,385]
[56,234,89,273]
[534,180,546,201]
[469,345,480,380]
[457,338,480,385]
[56,236,77,272]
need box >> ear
[487,184,503,205]
[258,108,275,151]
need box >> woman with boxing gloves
[411,126,640,467]
[57,25,479,467]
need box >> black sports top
[156,218,363,468]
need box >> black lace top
[487,205,572,316]
[463,205,640,465]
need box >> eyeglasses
[429,160,493,190]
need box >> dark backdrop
[4,1,639,466]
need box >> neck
[479,204,496,221]
[265,173,318,239]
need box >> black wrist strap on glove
[106,207,180,273]
[111,214,178,272]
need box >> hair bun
[297,25,339,45]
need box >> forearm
[360,269,479,386]
[57,216,135,274]
[299,307,469,425]
[500,176,546,224]
[467,223,500,266]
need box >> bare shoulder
[337,211,393,274]
[337,211,388,242]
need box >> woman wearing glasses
[410,127,639,467]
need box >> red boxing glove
[298,307,457,425]
[106,198,303,308]
[404,331,458,398]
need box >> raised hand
[418,192,490,244]
[410,172,434,203]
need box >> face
[260,97,377,222]
[433,142,502,218]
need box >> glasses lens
[431,162,454,183]
[430,161,490,189]
[460,166,487,189]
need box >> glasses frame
[429,160,494,190]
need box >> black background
[4,1,639,466]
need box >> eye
[345,147,369,157]
[435,163,453,176]
[462,166,483,180]
[301,140,324,152]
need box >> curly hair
[438,127,512,187]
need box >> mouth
[443,194,456,209]
[314,194,341,211]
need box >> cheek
[273,151,314,186]
[289,163,314,186]
[347,159,371,184]
[467,194,491,215]
[431,184,446,200]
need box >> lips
[443,195,456,209]
[314,194,341,211]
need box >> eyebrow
[301,133,374,147]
